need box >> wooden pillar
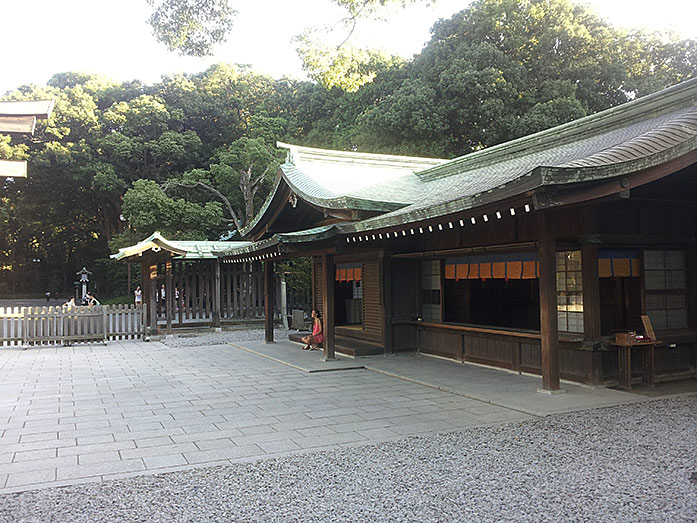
[140,260,149,323]
[581,241,602,340]
[538,211,561,392]
[127,263,132,300]
[264,260,274,343]
[322,253,335,360]
[383,253,393,355]
[687,246,697,331]
[149,263,158,333]
[165,260,173,334]
[213,259,222,328]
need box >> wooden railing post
[22,307,28,349]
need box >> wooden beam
[537,211,561,391]
[322,253,336,360]
[264,260,274,343]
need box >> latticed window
[421,260,441,321]
[644,250,687,330]
[556,251,584,333]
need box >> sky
[1,0,696,94]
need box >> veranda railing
[0,305,146,348]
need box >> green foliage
[147,0,237,56]
[296,0,428,91]
[121,179,223,239]
[278,257,312,294]
[296,33,403,92]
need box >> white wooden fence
[0,305,146,348]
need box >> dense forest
[1,0,696,298]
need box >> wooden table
[611,340,659,390]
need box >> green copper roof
[224,77,697,258]
[111,232,251,260]
[239,144,448,238]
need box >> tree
[147,0,237,56]
[295,0,431,91]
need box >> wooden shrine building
[111,232,287,333]
[218,77,697,391]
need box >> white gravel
[163,328,290,347]
[1,395,695,522]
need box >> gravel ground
[1,395,695,522]
[163,328,290,348]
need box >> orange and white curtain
[335,262,362,282]
[598,249,640,278]
[444,253,538,281]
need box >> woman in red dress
[302,310,323,350]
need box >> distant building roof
[111,232,251,261]
[0,99,55,177]
[0,100,54,119]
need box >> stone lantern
[76,267,92,300]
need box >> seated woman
[301,310,324,351]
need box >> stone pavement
[234,339,646,416]
[0,340,532,494]
[0,338,650,495]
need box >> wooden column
[165,260,173,334]
[687,246,697,331]
[581,241,602,340]
[538,211,561,392]
[264,260,274,343]
[149,263,158,333]
[322,253,336,360]
[213,259,222,328]
[140,260,149,324]
[383,253,393,355]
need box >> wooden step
[288,332,383,357]
[335,336,384,357]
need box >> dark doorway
[599,277,642,335]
